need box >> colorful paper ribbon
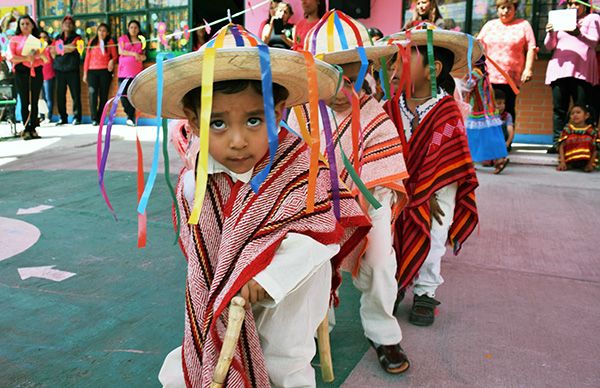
[56,39,65,55]
[426,29,437,98]
[135,130,147,248]
[97,80,128,219]
[137,52,174,216]
[318,100,341,220]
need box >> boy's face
[184,87,286,174]
[570,107,589,126]
[406,49,441,93]
[329,62,364,113]
[496,99,505,114]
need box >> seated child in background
[494,88,515,152]
[557,104,599,172]
[126,25,370,387]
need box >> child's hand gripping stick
[211,296,246,388]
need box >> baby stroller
[0,59,17,136]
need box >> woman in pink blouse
[544,1,600,152]
[83,23,118,126]
[117,20,146,126]
[9,15,48,140]
[478,0,537,127]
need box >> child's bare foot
[557,162,567,171]
[584,163,594,173]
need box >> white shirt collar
[399,88,448,125]
[208,155,254,184]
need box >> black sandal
[409,294,440,326]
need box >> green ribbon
[161,118,181,244]
[427,29,437,98]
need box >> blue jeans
[42,78,55,121]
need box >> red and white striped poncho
[176,130,370,387]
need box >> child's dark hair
[182,80,290,110]
[570,104,591,115]
[367,27,384,41]
[494,88,505,101]
[416,45,456,94]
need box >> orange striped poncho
[385,94,479,289]
[290,94,409,273]
[558,124,599,165]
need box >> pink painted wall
[245,0,404,37]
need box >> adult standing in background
[404,0,446,29]
[83,23,118,126]
[544,1,600,153]
[39,30,55,124]
[292,0,326,50]
[118,20,146,127]
[261,2,294,48]
[51,15,82,125]
[9,15,47,140]
[478,0,536,129]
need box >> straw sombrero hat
[379,23,483,72]
[304,9,397,66]
[128,25,341,119]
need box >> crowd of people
[1,15,146,139]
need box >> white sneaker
[126,119,135,127]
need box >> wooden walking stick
[211,296,247,388]
[317,315,334,382]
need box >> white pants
[158,262,332,388]
[352,187,403,346]
[413,183,458,298]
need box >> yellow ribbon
[188,27,228,224]
[326,15,335,53]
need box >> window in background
[148,8,190,52]
[73,0,105,14]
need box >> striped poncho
[558,124,599,165]
[290,94,409,272]
[385,94,479,289]
[176,130,370,387]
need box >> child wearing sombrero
[126,24,370,387]
[381,25,480,326]
[289,10,411,374]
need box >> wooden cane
[210,296,246,388]
[317,315,335,382]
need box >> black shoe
[369,340,410,374]
[30,129,41,139]
[409,294,441,326]
[72,119,81,125]
[55,120,68,126]
[92,120,99,126]
[547,146,558,154]
[21,130,34,140]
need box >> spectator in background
[544,1,600,153]
[51,15,82,125]
[118,20,146,127]
[477,0,536,134]
[192,26,208,51]
[292,0,326,50]
[404,0,445,29]
[9,15,47,140]
[259,0,282,36]
[39,30,55,124]
[261,1,294,48]
[83,23,117,126]
[494,88,515,152]
[368,27,384,41]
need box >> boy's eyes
[209,118,263,130]
[210,120,226,131]
[247,117,262,127]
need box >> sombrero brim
[128,47,341,119]
[316,45,398,67]
[382,30,483,72]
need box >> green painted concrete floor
[0,170,368,387]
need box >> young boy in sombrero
[289,10,411,374]
[127,24,370,387]
[381,25,480,326]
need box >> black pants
[87,69,112,122]
[492,83,517,122]
[551,77,590,145]
[118,77,135,121]
[56,70,82,122]
[14,65,43,131]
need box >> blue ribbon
[250,44,278,193]
[280,120,301,138]
[354,46,369,93]
[137,52,174,214]
[467,34,474,84]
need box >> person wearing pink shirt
[83,23,118,126]
[478,0,537,128]
[292,0,326,50]
[39,30,55,124]
[117,20,146,126]
[544,1,600,153]
[9,15,47,140]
